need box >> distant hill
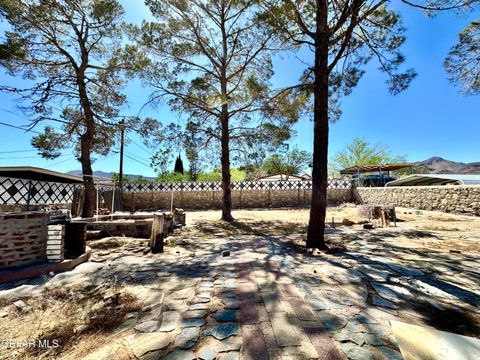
[67,170,156,181]
[415,157,480,174]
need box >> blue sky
[0,1,478,178]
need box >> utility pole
[119,119,125,190]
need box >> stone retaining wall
[0,211,48,269]
[355,185,480,216]
[122,188,353,211]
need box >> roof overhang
[340,163,413,175]
[0,166,83,183]
[385,174,480,187]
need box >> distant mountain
[415,157,480,174]
[67,170,156,181]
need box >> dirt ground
[184,204,480,253]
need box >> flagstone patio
[1,208,479,359]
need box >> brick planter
[0,211,47,269]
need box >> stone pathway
[1,227,479,359]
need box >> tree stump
[150,213,164,253]
[357,205,383,221]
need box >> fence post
[26,180,33,211]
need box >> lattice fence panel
[0,176,81,205]
[121,178,352,193]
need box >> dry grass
[0,282,140,360]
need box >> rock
[362,333,385,346]
[197,292,211,299]
[222,299,239,309]
[198,345,216,360]
[316,311,347,330]
[189,303,209,310]
[346,320,369,334]
[172,287,195,299]
[13,300,27,310]
[217,341,242,352]
[140,306,163,322]
[82,338,132,360]
[354,313,377,324]
[166,300,185,311]
[0,309,8,318]
[204,323,238,340]
[113,317,137,336]
[371,282,413,302]
[358,268,390,282]
[134,320,158,333]
[363,307,399,325]
[308,298,342,311]
[218,352,239,360]
[372,295,399,310]
[193,296,211,304]
[340,343,374,360]
[125,333,171,358]
[163,350,196,360]
[125,286,164,308]
[222,250,230,257]
[181,318,205,328]
[0,284,45,302]
[159,311,180,332]
[131,271,156,283]
[386,263,424,277]
[377,346,403,360]
[183,310,207,319]
[213,310,237,322]
[333,331,365,346]
[219,291,236,298]
[175,327,199,349]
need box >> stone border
[0,247,92,284]
[355,185,480,216]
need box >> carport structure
[385,174,480,186]
[340,163,414,186]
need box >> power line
[130,139,154,156]
[0,154,70,160]
[45,157,76,168]
[0,121,41,134]
[0,156,42,160]
[124,153,151,168]
[0,149,38,154]
[125,150,150,164]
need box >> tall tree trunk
[80,133,95,218]
[307,0,329,249]
[78,72,96,218]
[220,107,234,221]
[219,1,233,222]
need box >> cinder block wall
[122,188,353,211]
[355,185,480,216]
[0,211,48,269]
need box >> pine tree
[261,0,476,249]
[174,155,184,174]
[0,0,147,217]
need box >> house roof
[0,166,84,183]
[255,173,306,181]
[385,174,480,187]
[340,163,413,175]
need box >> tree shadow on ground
[411,299,480,337]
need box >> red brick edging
[0,247,92,284]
